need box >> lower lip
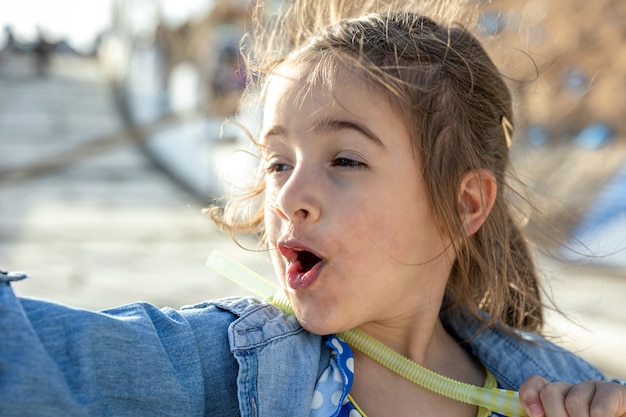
[287,261,324,290]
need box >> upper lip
[277,238,324,263]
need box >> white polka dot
[331,390,342,406]
[319,367,331,382]
[332,365,342,382]
[349,410,361,417]
[346,357,354,373]
[311,390,323,409]
[331,337,344,354]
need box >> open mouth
[296,250,322,274]
[279,242,324,289]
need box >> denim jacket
[0,277,621,417]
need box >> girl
[1,1,625,416]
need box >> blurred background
[0,0,625,378]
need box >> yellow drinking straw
[207,250,527,417]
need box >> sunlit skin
[262,64,452,343]
[261,63,487,416]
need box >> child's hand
[519,375,626,417]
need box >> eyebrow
[309,118,385,148]
[262,118,386,148]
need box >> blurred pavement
[0,53,625,380]
[0,52,273,310]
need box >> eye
[265,161,293,174]
[332,157,367,169]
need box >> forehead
[260,62,389,132]
[262,62,336,110]
[258,61,418,162]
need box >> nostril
[274,205,289,221]
[295,208,310,219]
[271,177,319,222]
[273,205,310,222]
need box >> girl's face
[261,64,455,336]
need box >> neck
[355,311,484,387]
[358,313,446,366]
[349,315,485,417]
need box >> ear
[458,169,497,236]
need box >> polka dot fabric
[310,335,506,417]
[310,335,359,417]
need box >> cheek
[359,190,441,259]
[263,203,279,241]
[338,197,401,254]
[263,183,278,215]
[263,205,286,279]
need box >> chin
[298,321,336,336]
[293,310,350,336]
[287,293,353,336]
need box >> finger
[589,382,626,417]
[564,381,596,417]
[539,382,573,417]
[520,375,549,417]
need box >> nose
[271,166,321,224]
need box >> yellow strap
[477,370,498,417]
[347,394,369,417]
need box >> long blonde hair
[208,0,543,336]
